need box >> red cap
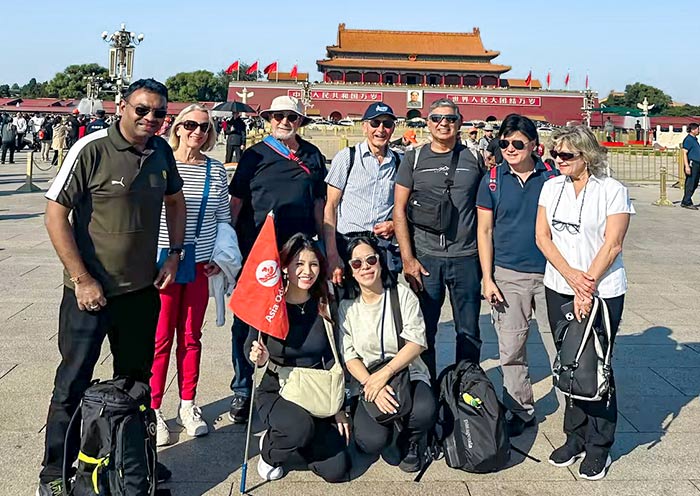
[72,108,80,115]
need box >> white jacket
[208,223,242,326]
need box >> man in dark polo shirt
[394,98,484,380]
[476,114,559,438]
[227,95,326,423]
[38,79,186,496]
[681,123,700,210]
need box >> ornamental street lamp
[101,23,144,113]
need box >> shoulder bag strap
[322,314,341,367]
[444,145,461,195]
[345,145,357,186]
[389,286,405,349]
[194,158,211,243]
[262,135,311,175]
[378,291,388,360]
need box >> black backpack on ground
[64,378,157,496]
[435,360,511,473]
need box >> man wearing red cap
[65,109,80,148]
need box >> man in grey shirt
[394,98,484,379]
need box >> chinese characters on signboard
[446,95,542,107]
[287,90,383,101]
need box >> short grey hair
[549,125,608,177]
[428,98,462,119]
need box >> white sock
[181,399,194,410]
[154,408,162,415]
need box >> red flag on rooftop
[564,71,570,89]
[585,73,589,90]
[229,213,289,340]
[546,71,551,90]
[290,64,298,79]
[225,60,239,75]
[263,61,278,75]
[245,61,259,75]
[525,70,532,88]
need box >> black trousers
[256,373,350,483]
[353,380,436,456]
[545,288,625,457]
[40,286,160,482]
[225,143,242,164]
[1,141,15,163]
[682,160,700,206]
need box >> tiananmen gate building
[227,24,593,125]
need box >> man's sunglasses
[550,150,580,161]
[272,112,299,122]
[127,102,168,119]
[428,114,460,124]
[181,120,211,132]
[348,254,379,270]
[498,139,529,150]
[368,119,395,129]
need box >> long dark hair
[279,233,331,320]
[342,235,395,300]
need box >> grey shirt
[397,143,483,257]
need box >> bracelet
[69,271,89,285]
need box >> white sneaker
[176,403,209,437]
[257,431,284,481]
[154,410,172,447]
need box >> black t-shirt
[229,137,326,256]
[487,137,503,164]
[397,143,483,257]
[246,301,334,369]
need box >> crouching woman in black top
[247,233,350,483]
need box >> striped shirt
[157,158,231,262]
[326,141,399,234]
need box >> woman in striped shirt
[151,104,231,446]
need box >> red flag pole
[276,60,279,83]
[240,329,262,495]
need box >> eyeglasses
[368,119,395,129]
[551,219,581,235]
[271,112,299,123]
[181,120,211,132]
[550,150,580,161]
[126,101,168,119]
[551,179,588,236]
[498,139,531,150]
[428,114,460,124]
[348,254,379,270]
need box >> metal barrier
[607,148,683,184]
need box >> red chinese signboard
[446,94,542,107]
[287,89,383,102]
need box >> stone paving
[1,146,699,495]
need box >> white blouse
[538,174,635,298]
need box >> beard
[272,127,296,141]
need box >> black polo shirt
[229,137,326,256]
[46,124,183,296]
[476,160,559,273]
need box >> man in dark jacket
[1,115,17,164]
[224,112,247,163]
[86,109,108,135]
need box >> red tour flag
[564,71,570,88]
[245,61,259,75]
[263,61,278,75]
[225,60,239,75]
[546,71,551,89]
[524,70,532,88]
[290,64,298,79]
[229,213,289,340]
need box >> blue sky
[2,0,697,104]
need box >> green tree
[663,105,700,117]
[603,91,625,107]
[0,84,10,97]
[45,63,109,99]
[20,78,48,98]
[165,70,228,102]
[623,82,672,115]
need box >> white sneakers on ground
[257,431,284,481]
[155,409,172,447]
[176,403,209,437]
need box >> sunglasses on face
[498,139,529,150]
[349,254,379,270]
[271,112,299,123]
[181,120,211,132]
[550,150,580,161]
[368,119,395,129]
[126,101,167,119]
[428,114,460,124]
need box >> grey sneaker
[155,409,172,447]
[35,479,63,496]
[177,403,209,437]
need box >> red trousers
[150,263,209,409]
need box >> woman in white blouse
[536,125,634,481]
[339,235,436,473]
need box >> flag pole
[275,61,279,83]
[240,329,262,495]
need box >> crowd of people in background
[31,77,641,496]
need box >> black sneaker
[398,441,424,473]
[156,461,172,483]
[35,479,63,496]
[506,415,537,437]
[681,204,699,210]
[579,453,612,480]
[228,395,250,424]
[548,443,585,467]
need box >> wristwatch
[168,247,185,261]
